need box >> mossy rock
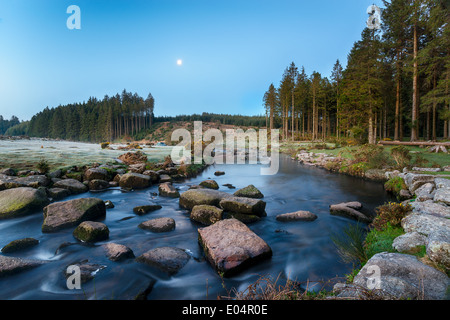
[199,180,219,190]
[73,221,109,243]
[179,189,232,210]
[233,185,264,199]
[190,205,223,225]
[223,212,260,224]
[133,204,162,215]
[1,238,39,253]
[0,187,49,220]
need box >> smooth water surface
[0,155,392,300]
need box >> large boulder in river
[1,238,39,253]
[199,180,219,190]
[53,179,88,194]
[219,196,266,217]
[158,182,180,198]
[179,189,232,210]
[198,218,272,276]
[0,187,49,219]
[233,184,264,199]
[14,175,50,188]
[103,243,135,261]
[0,255,45,278]
[138,217,175,233]
[119,173,151,189]
[42,198,106,233]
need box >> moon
[177,59,182,66]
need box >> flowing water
[0,154,392,300]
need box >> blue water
[0,155,392,300]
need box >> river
[0,154,392,300]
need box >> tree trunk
[411,24,419,141]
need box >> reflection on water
[0,155,392,300]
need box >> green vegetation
[384,176,407,198]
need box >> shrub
[331,223,368,266]
[371,202,411,231]
[100,142,110,149]
[384,176,407,196]
[349,126,367,144]
[350,144,389,169]
[36,159,50,174]
[348,162,369,177]
[390,146,411,169]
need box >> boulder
[329,201,372,223]
[73,221,109,242]
[199,180,219,190]
[0,168,16,176]
[42,197,106,233]
[136,247,190,275]
[214,171,225,176]
[0,187,49,219]
[1,238,39,253]
[118,151,147,165]
[158,182,180,198]
[410,200,450,219]
[0,174,22,190]
[414,183,436,202]
[143,170,160,183]
[138,217,175,233]
[276,210,317,222]
[84,168,109,181]
[434,188,450,206]
[133,204,162,215]
[104,200,115,209]
[403,173,435,193]
[14,175,50,188]
[392,232,427,254]
[88,179,110,191]
[198,218,272,276]
[103,243,135,261]
[351,252,448,300]
[179,189,233,210]
[224,212,260,224]
[219,196,266,217]
[399,189,412,200]
[401,212,450,236]
[190,205,223,225]
[233,185,264,199]
[435,178,450,190]
[53,179,88,194]
[0,255,45,278]
[48,187,71,201]
[426,230,450,269]
[119,173,151,189]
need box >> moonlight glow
[177,59,182,66]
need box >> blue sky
[0,0,383,121]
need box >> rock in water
[133,204,162,215]
[276,210,317,222]
[0,255,45,278]
[190,205,223,225]
[0,187,49,219]
[219,196,266,217]
[329,201,372,223]
[198,218,272,276]
[42,198,106,232]
[158,182,180,198]
[179,189,233,210]
[73,221,109,242]
[138,217,175,233]
[233,185,264,199]
[1,238,39,253]
[136,247,190,275]
[103,243,135,261]
[84,168,109,181]
[199,180,219,190]
[53,179,88,194]
[119,173,151,189]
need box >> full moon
[177,59,182,66]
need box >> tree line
[263,0,449,143]
[0,116,20,135]
[25,90,155,142]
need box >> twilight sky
[0,0,383,121]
